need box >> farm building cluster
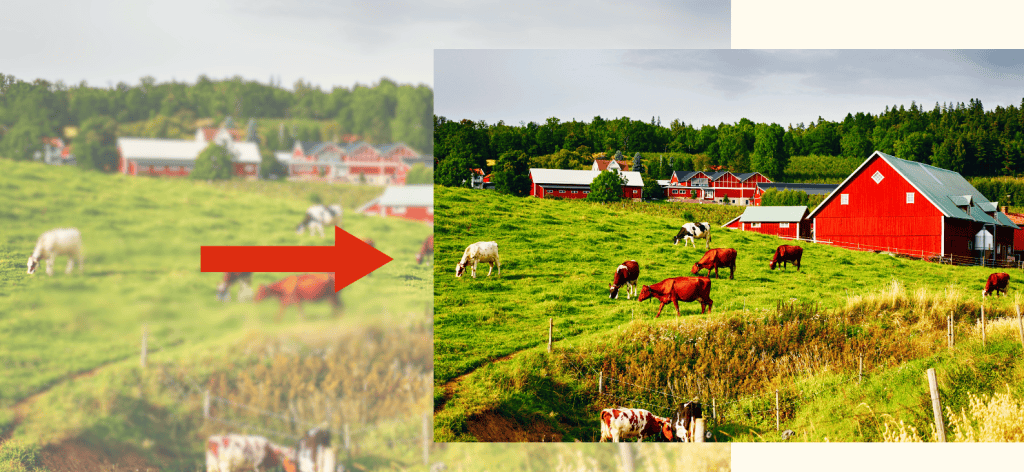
[38,123,429,185]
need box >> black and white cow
[609,260,640,299]
[296,204,342,238]
[672,401,703,442]
[673,222,711,249]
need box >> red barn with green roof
[809,151,1018,263]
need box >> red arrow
[200,226,392,292]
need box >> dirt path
[434,351,520,414]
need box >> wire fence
[775,235,1022,269]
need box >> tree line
[0,73,433,171]
[434,97,1024,191]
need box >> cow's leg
[656,302,665,318]
[673,299,680,317]
[296,302,306,321]
[46,256,55,276]
[65,256,75,275]
[730,263,735,280]
[487,262,493,277]
[496,255,501,277]
[276,303,287,322]
[471,262,477,278]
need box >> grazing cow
[297,428,334,472]
[673,222,712,249]
[296,204,343,237]
[672,401,703,442]
[609,260,641,300]
[254,273,342,320]
[205,434,297,472]
[27,228,84,276]
[217,272,253,301]
[417,235,434,264]
[691,248,737,280]
[455,241,500,278]
[599,408,675,442]
[984,272,1011,297]
[770,245,803,271]
[638,277,713,317]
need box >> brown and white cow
[599,408,675,442]
[638,277,713,317]
[254,273,342,320]
[217,272,254,301]
[206,434,297,472]
[984,272,1010,297]
[770,245,803,271]
[672,401,703,442]
[691,248,737,280]
[297,428,334,472]
[609,260,640,299]
[417,235,434,264]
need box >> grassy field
[0,158,433,469]
[433,186,1024,442]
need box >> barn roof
[119,138,260,163]
[808,151,1018,229]
[378,184,433,207]
[530,168,644,187]
[733,172,758,182]
[757,183,838,195]
[705,171,729,181]
[736,206,809,223]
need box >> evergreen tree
[632,152,644,174]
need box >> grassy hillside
[0,159,433,469]
[433,186,1024,441]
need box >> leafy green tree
[191,143,234,180]
[641,173,663,201]
[74,115,119,171]
[0,118,46,161]
[259,148,286,179]
[586,169,628,202]
[405,163,434,184]
[435,150,475,187]
[750,123,789,179]
[491,150,532,196]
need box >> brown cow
[637,277,713,317]
[417,235,434,264]
[770,245,803,271]
[984,272,1010,297]
[691,248,737,279]
[609,260,641,299]
[254,273,342,321]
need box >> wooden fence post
[141,324,148,368]
[775,389,780,431]
[712,398,717,422]
[927,368,946,442]
[694,418,706,443]
[599,371,603,395]
[618,443,634,472]
[547,318,553,353]
[981,294,987,349]
[858,354,863,385]
[948,314,954,349]
[203,390,210,420]
[422,413,430,466]
[344,423,351,461]
[1016,303,1024,350]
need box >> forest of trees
[435,97,1024,192]
[0,73,433,170]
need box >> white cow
[673,222,711,249]
[455,241,500,278]
[296,204,343,237]
[27,228,84,276]
[205,434,296,472]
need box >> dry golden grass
[946,386,1024,442]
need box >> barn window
[780,222,790,228]
[841,194,849,205]
[751,223,762,228]
[571,190,577,194]
[872,171,884,184]
[546,190,553,194]
[392,206,407,214]
[906,192,915,204]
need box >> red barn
[529,168,644,200]
[723,206,811,239]
[810,151,1018,263]
[117,138,260,178]
[663,170,771,204]
[357,184,433,224]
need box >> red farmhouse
[810,151,1018,262]
[663,171,771,204]
[529,168,644,200]
[357,184,433,224]
[723,206,811,239]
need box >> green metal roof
[737,205,809,223]
[809,151,1018,229]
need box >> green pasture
[0,158,431,408]
[433,186,1024,441]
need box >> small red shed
[723,206,811,239]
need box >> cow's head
[455,262,466,277]
[659,418,675,442]
[690,263,701,274]
[295,224,306,235]
[637,285,652,302]
[769,260,776,270]
[609,283,620,299]
[672,235,680,245]
[26,256,39,275]
[254,285,269,301]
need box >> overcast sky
[434,49,1024,128]
[0,0,728,90]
